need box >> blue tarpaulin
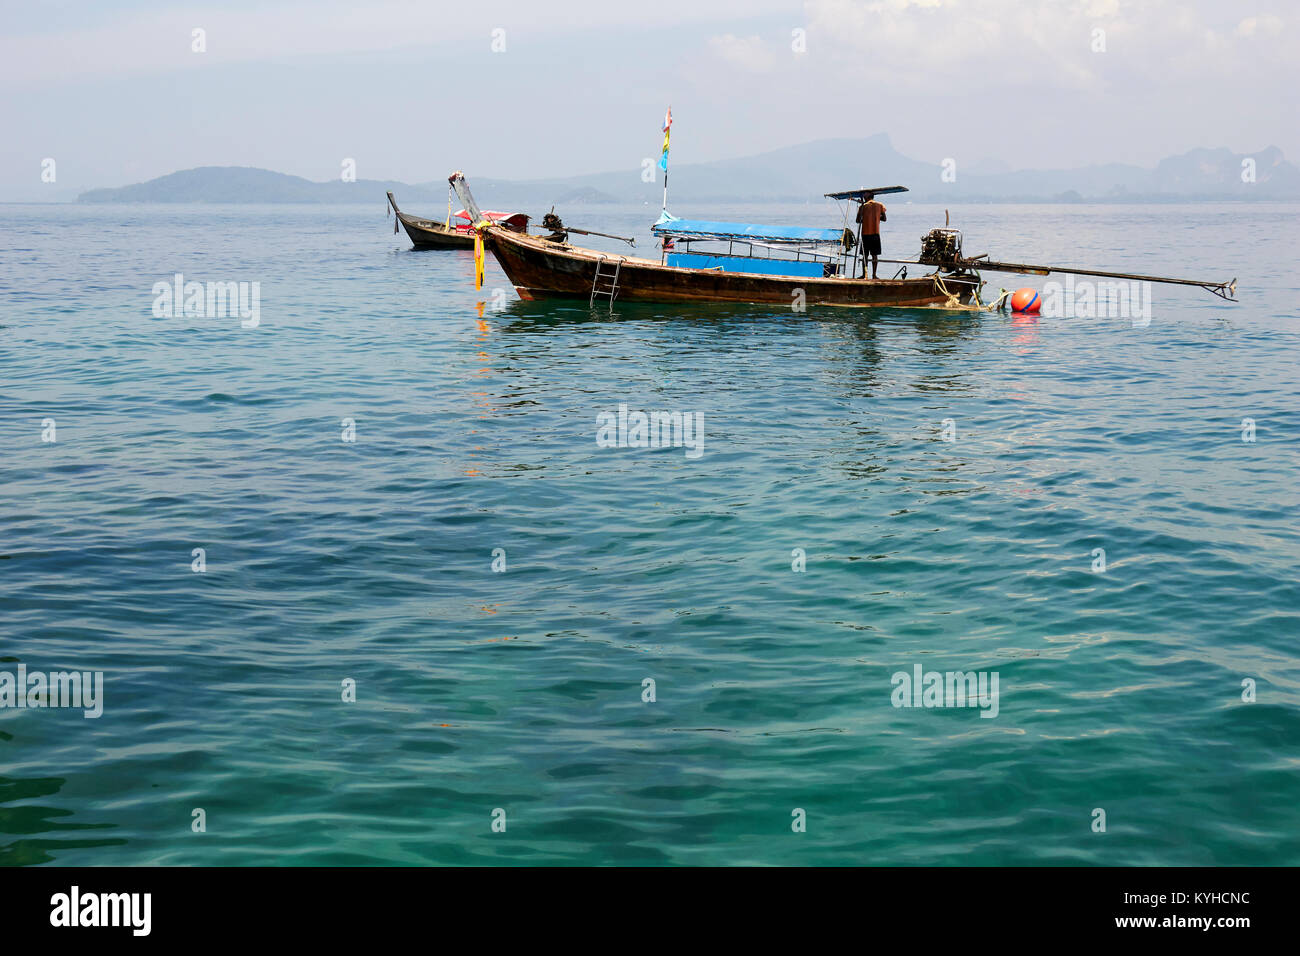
[666,253,825,277]
[653,211,842,245]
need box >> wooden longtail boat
[387,191,529,250]
[447,173,1236,309]
[485,225,975,307]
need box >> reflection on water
[491,295,987,333]
[0,766,123,866]
[484,298,990,489]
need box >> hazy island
[75,136,1300,205]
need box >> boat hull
[397,211,475,249]
[485,227,973,308]
[387,190,475,249]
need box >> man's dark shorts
[862,233,882,255]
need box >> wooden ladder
[590,256,622,306]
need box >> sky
[1,0,1296,199]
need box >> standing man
[856,191,887,279]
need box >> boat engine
[541,209,569,243]
[919,228,963,267]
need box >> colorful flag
[658,106,672,171]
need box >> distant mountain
[551,186,620,204]
[957,145,1299,201]
[1152,145,1300,196]
[76,138,1300,205]
[450,134,937,206]
[78,166,444,204]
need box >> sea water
[0,200,1297,865]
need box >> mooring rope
[933,272,963,308]
[987,287,1014,311]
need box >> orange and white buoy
[1010,287,1041,313]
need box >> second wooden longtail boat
[387,190,529,250]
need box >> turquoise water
[1,201,1298,866]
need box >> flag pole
[660,105,672,213]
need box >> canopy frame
[824,185,910,201]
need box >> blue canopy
[653,211,842,245]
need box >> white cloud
[800,0,1294,94]
[1236,16,1283,38]
[708,34,777,73]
